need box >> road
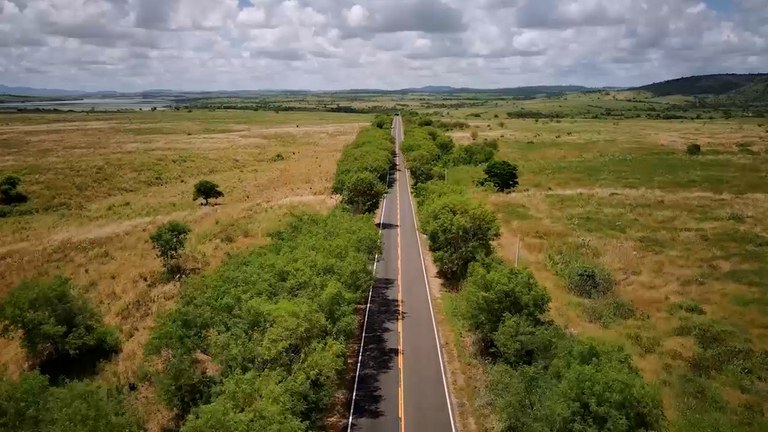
[346,116,456,432]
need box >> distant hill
[341,85,592,97]
[0,84,84,97]
[634,73,768,96]
[723,76,768,103]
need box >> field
[436,112,768,430]
[1,89,767,431]
[0,110,369,418]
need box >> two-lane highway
[346,116,455,432]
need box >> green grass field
[442,113,768,431]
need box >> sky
[0,0,766,91]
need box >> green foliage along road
[146,120,391,430]
[401,117,665,432]
[332,119,393,214]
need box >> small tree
[150,221,191,276]
[0,175,29,206]
[480,160,519,192]
[686,143,702,155]
[193,180,224,205]
[340,172,386,215]
[0,277,120,370]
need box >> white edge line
[346,136,393,432]
[401,121,458,432]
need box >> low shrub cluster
[0,372,141,432]
[0,277,120,381]
[400,121,664,432]
[332,122,393,214]
[584,297,637,327]
[547,244,615,298]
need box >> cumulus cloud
[0,0,765,91]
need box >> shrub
[0,371,48,432]
[0,372,141,432]
[584,297,636,327]
[668,299,706,315]
[470,130,479,141]
[479,160,519,192]
[461,262,550,342]
[339,171,386,214]
[451,142,496,165]
[548,247,614,299]
[626,331,662,354]
[686,143,702,155]
[493,316,563,366]
[193,180,224,205]
[150,220,192,276]
[332,127,392,197]
[489,341,665,432]
[408,150,441,186]
[420,195,500,282]
[0,175,29,206]
[0,277,119,379]
[565,264,614,298]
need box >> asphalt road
[346,116,456,432]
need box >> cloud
[0,0,765,91]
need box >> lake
[0,98,174,111]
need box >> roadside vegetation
[402,118,665,431]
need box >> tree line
[401,117,665,432]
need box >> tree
[0,175,29,206]
[420,196,500,282]
[340,172,386,214]
[408,150,439,186]
[0,277,119,372]
[480,160,519,192]
[193,180,224,205]
[150,220,192,275]
[460,262,550,342]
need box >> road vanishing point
[345,116,457,432]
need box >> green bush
[675,318,767,379]
[461,262,550,342]
[668,299,706,315]
[150,220,192,276]
[0,175,29,206]
[489,340,665,432]
[686,143,702,155]
[0,277,119,379]
[147,210,379,429]
[0,372,140,432]
[548,247,614,298]
[451,142,495,165]
[339,171,387,214]
[584,297,636,327]
[479,160,519,192]
[493,316,563,366]
[332,126,393,203]
[193,180,224,205]
[420,194,500,282]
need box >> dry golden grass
[458,118,768,428]
[0,111,365,392]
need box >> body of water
[0,98,174,111]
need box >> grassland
[0,109,369,427]
[437,112,768,430]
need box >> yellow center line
[397,150,405,432]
